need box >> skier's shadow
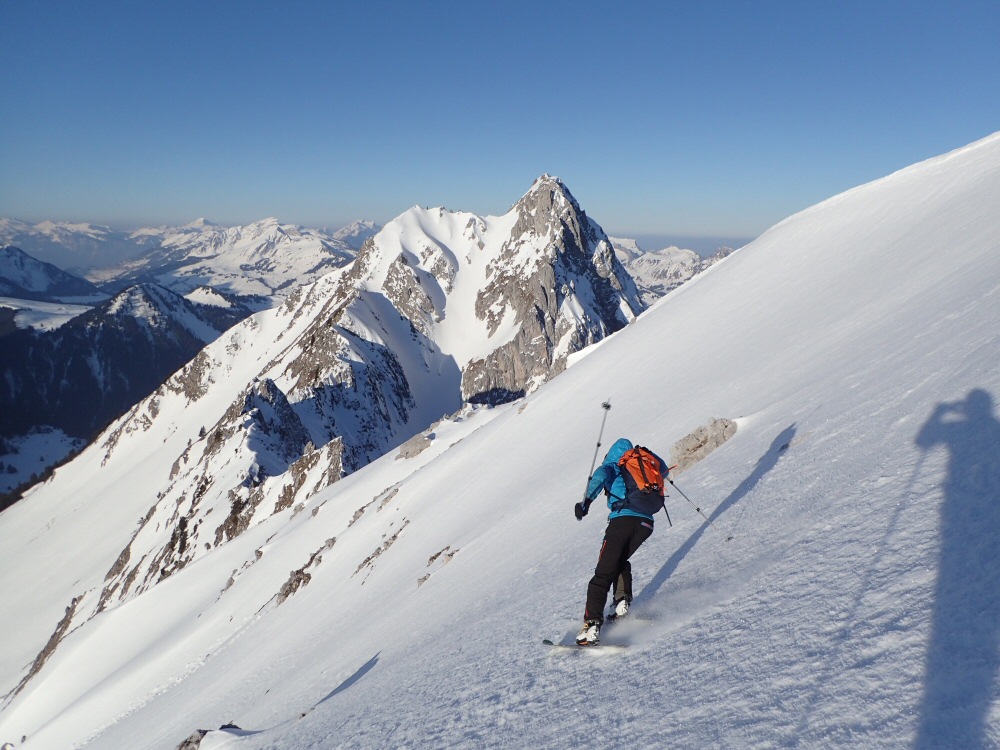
[317,652,380,706]
[637,424,797,603]
[913,389,1000,750]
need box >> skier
[574,437,669,645]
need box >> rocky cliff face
[463,175,640,403]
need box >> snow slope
[0,246,102,302]
[2,133,1000,749]
[0,297,92,331]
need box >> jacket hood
[603,438,633,466]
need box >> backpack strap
[634,446,654,490]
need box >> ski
[542,638,627,652]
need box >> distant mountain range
[0,217,380,298]
[0,218,150,272]
[0,195,727,503]
[2,215,732,306]
[610,238,734,305]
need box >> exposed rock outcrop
[670,418,738,473]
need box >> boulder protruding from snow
[397,431,433,460]
[670,418,738,473]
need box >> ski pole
[584,400,612,494]
[667,476,733,541]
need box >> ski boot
[607,598,629,622]
[576,620,601,646]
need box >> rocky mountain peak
[510,174,582,237]
[105,283,180,323]
[461,176,643,404]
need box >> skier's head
[604,438,633,465]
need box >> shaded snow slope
[0,428,85,495]
[0,283,253,442]
[1,133,1000,749]
[0,245,102,301]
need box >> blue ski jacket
[584,438,668,522]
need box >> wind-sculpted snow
[4,138,999,749]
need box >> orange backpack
[618,446,664,494]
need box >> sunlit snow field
[1,134,999,749]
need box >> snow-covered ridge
[103,283,223,343]
[0,175,643,700]
[0,245,102,301]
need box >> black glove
[575,500,589,520]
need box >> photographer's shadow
[914,389,1000,749]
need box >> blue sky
[1,1,998,251]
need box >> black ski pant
[584,515,654,624]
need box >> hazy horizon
[2,2,997,245]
